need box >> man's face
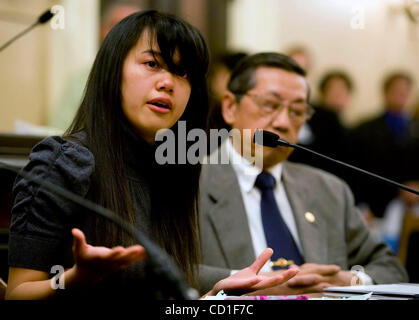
[223,66,309,168]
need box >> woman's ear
[221,91,238,126]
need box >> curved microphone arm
[254,129,419,196]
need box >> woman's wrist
[63,265,99,291]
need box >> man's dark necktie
[255,171,304,269]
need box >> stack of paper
[324,283,419,300]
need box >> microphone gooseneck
[0,160,198,300]
[0,9,54,52]
[254,129,419,196]
[37,9,54,24]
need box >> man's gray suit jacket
[198,159,408,293]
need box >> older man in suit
[198,52,408,295]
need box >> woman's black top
[8,124,171,299]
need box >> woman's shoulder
[10,134,95,272]
[19,134,95,195]
[30,133,94,168]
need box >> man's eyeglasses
[245,92,315,125]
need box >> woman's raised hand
[70,228,147,285]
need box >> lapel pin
[305,211,316,223]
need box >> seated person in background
[380,180,419,253]
[348,72,419,219]
[380,180,419,283]
[286,46,312,75]
[198,52,408,295]
[207,51,248,131]
[206,51,248,154]
[288,70,353,181]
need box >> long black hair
[65,10,209,287]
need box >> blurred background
[0,0,418,132]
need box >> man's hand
[249,263,357,295]
[285,263,354,292]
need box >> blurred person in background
[286,46,312,75]
[206,51,248,154]
[348,72,419,219]
[380,180,419,283]
[380,180,419,253]
[207,51,248,131]
[288,71,353,182]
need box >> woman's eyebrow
[141,49,162,56]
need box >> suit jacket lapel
[204,162,256,269]
[282,162,327,264]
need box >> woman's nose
[156,70,174,92]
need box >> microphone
[254,129,419,196]
[0,8,54,52]
[0,160,199,300]
[37,10,54,24]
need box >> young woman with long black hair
[6,10,296,299]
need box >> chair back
[398,211,419,265]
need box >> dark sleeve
[8,136,95,272]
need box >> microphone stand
[0,9,54,52]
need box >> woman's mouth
[147,98,172,114]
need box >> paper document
[324,283,419,298]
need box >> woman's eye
[145,61,159,69]
[177,70,188,79]
[172,66,188,79]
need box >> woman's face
[121,31,191,143]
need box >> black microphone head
[254,129,277,147]
[253,129,292,148]
[38,9,54,24]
